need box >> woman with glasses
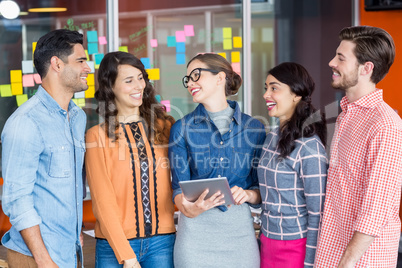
[85,52,176,268]
[169,53,266,267]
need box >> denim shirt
[1,86,86,267]
[169,100,266,203]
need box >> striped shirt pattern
[315,89,402,267]
[258,131,328,267]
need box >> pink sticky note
[161,100,171,112]
[184,25,194,36]
[232,62,241,76]
[22,74,35,87]
[150,39,158,47]
[33,74,42,84]
[176,31,186,42]
[99,36,107,45]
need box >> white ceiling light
[0,0,20,20]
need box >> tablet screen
[179,177,235,205]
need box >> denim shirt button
[220,157,223,161]
[229,130,232,132]
[220,141,223,145]
[218,175,221,178]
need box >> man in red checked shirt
[315,26,402,268]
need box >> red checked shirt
[315,89,402,268]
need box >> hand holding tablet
[179,177,235,206]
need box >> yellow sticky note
[95,64,100,70]
[16,94,28,106]
[233,36,242,48]
[72,98,78,105]
[87,73,95,86]
[32,42,37,58]
[85,85,95,98]
[10,70,22,83]
[0,84,12,97]
[223,27,232,39]
[231,51,240,63]
[85,50,89,61]
[119,46,128,52]
[77,98,86,107]
[146,68,160,80]
[217,53,227,59]
[223,39,232,50]
[11,83,23,95]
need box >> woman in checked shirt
[257,62,328,268]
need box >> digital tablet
[179,177,235,205]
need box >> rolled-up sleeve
[1,114,43,231]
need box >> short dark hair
[339,25,395,84]
[33,29,83,79]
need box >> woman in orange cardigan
[85,52,176,268]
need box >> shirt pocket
[230,147,254,178]
[189,147,211,177]
[48,145,71,178]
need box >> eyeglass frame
[182,68,219,88]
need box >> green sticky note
[223,39,232,50]
[119,46,128,52]
[16,94,28,106]
[0,84,12,97]
[223,27,232,39]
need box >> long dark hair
[268,62,327,159]
[95,51,174,144]
[187,53,242,96]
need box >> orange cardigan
[85,120,175,264]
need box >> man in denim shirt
[1,29,90,267]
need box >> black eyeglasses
[182,68,219,88]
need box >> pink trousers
[260,234,307,268]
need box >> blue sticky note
[167,36,176,47]
[87,31,98,43]
[94,53,104,65]
[176,53,186,65]
[155,94,161,102]
[88,43,98,55]
[176,42,185,53]
[141,58,151,69]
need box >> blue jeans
[95,234,175,268]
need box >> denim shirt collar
[193,100,241,125]
[36,86,80,118]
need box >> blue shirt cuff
[12,209,42,231]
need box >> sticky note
[167,36,176,47]
[232,62,241,75]
[223,28,232,39]
[94,54,104,65]
[10,70,22,83]
[22,60,34,74]
[223,39,232,50]
[23,74,35,87]
[155,94,161,102]
[176,31,186,42]
[161,100,171,112]
[33,74,42,84]
[85,85,95,98]
[146,68,160,80]
[87,61,95,73]
[87,73,95,86]
[74,92,85,99]
[176,42,185,53]
[99,36,107,45]
[233,36,242,48]
[184,25,195,36]
[72,98,78,105]
[176,54,186,65]
[88,43,99,55]
[231,51,240,63]
[77,98,86,107]
[32,42,37,58]
[0,84,12,97]
[11,83,23,95]
[87,31,98,43]
[141,58,151,69]
[85,50,89,60]
[119,46,128,52]
[217,52,227,59]
[16,94,28,106]
[150,39,158,47]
